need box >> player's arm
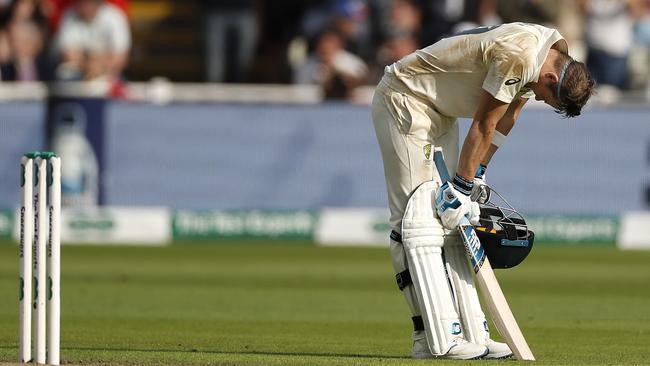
[435,90,510,229]
[467,96,528,203]
[456,90,510,182]
[480,96,528,165]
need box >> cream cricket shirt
[372,23,568,230]
[382,22,568,119]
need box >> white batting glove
[470,164,490,204]
[435,177,480,229]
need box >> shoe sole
[437,348,489,360]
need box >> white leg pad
[402,181,464,355]
[444,236,490,345]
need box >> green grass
[1,240,650,365]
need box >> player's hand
[470,164,490,204]
[435,180,480,229]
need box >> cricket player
[371,22,594,359]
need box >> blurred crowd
[1,0,650,101]
[0,0,129,83]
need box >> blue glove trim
[475,164,487,178]
[435,182,461,213]
[452,174,473,196]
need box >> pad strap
[392,231,413,291]
[412,316,425,331]
[396,269,412,290]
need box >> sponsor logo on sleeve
[505,77,521,85]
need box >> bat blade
[458,218,535,361]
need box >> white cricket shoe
[443,338,489,360]
[484,339,513,359]
[411,331,488,360]
[411,331,433,359]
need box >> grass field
[1,240,649,365]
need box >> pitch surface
[0,241,649,365]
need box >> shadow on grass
[0,345,408,361]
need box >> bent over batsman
[371,22,594,360]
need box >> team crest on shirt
[423,144,432,166]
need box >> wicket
[20,152,61,365]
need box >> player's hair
[552,52,595,118]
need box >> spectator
[294,29,368,99]
[555,1,585,61]
[497,0,560,25]
[301,0,332,37]
[248,0,305,83]
[200,0,259,83]
[6,0,47,27]
[329,0,373,60]
[580,0,635,89]
[0,0,49,80]
[390,0,422,37]
[45,0,128,33]
[369,30,418,82]
[53,0,130,81]
[416,0,505,45]
[417,0,462,45]
[451,0,501,33]
[1,20,43,80]
[378,31,418,64]
[628,0,650,91]
[369,0,422,46]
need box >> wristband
[492,130,506,147]
[452,173,473,196]
[475,164,487,178]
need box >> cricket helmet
[474,187,534,269]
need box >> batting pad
[402,181,464,355]
[444,238,490,345]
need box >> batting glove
[435,174,480,229]
[470,164,490,204]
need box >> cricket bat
[433,148,535,361]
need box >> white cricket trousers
[372,76,465,343]
[371,77,460,232]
